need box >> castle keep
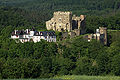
[46,11,86,36]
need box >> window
[61,28,64,31]
[59,18,62,21]
[59,24,61,27]
[50,24,52,26]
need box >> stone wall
[87,27,107,45]
[99,27,107,45]
[46,11,72,32]
[46,11,86,36]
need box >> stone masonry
[46,11,86,36]
[87,27,107,45]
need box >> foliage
[0,1,120,79]
[0,29,120,79]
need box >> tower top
[54,11,72,15]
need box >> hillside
[0,28,120,78]
[0,7,46,33]
[0,1,120,79]
[0,0,120,16]
[0,0,120,32]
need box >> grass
[2,75,120,80]
[108,29,120,32]
[54,75,120,80]
[0,79,63,80]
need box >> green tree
[111,53,120,76]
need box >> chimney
[39,32,41,35]
[26,29,29,34]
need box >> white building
[11,29,56,43]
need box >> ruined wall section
[72,15,86,35]
[87,27,107,45]
[46,18,55,30]
[46,11,72,32]
[46,11,86,39]
[99,27,107,45]
[53,11,72,32]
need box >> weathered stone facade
[87,27,107,45]
[46,11,72,32]
[72,15,86,35]
[46,11,86,36]
[99,27,107,45]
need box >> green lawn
[54,75,120,80]
[2,76,120,80]
[0,79,63,80]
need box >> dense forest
[0,0,120,79]
[1,0,120,21]
[1,0,120,13]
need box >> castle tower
[99,27,107,45]
[72,15,86,35]
[53,11,72,32]
[79,15,86,34]
[46,11,72,32]
[46,11,86,37]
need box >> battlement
[72,15,86,21]
[99,27,107,30]
[54,11,72,15]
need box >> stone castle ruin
[46,11,86,37]
[46,11,107,45]
[87,27,107,45]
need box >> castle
[11,11,107,45]
[46,11,86,37]
[46,11,107,45]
